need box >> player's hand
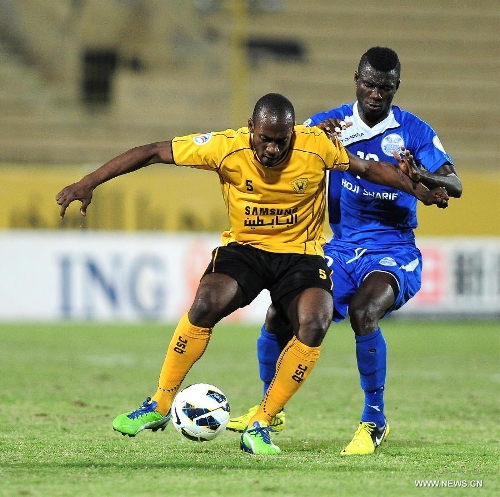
[393,146,423,182]
[421,187,449,208]
[55,178,93,218]
[317,118,352,139]
[392,148,448,208]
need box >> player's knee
[188,299,218,327]
[297,316,330,347]
[265,304,292,335]
[349,304,380,335]
[190,274,242,326]
[189,289,231,326]
[264,304,279,332]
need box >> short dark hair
[252,93,295,124]
[358,47,401,77]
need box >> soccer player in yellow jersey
[56,93,448,455]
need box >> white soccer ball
[171,383,230,442]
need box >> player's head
[355,47,401,125]
[249,93,295,168]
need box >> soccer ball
[171,383,230,442]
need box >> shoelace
[270,415,284,426]
[248,422,275,444]
[127,397,157,419]
[360,422,377,435]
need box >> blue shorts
[324,241,422,322]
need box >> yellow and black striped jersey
[172,125,349,255]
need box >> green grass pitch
[1,319,498,497]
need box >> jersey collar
[353,102,400,136]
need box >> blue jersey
[305,102,454,247]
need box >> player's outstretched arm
[399,155,462,198]
[56,141,174,218]
[346,149,449,208]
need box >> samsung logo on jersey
[245,206,298,216]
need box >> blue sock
[355,328,387,427]
[257,325,281,397]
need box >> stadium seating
[0,0,497,169]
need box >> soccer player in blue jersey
[57,92,447,455]
[227,47,462,455]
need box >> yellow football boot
[226,405,286,433]
[340,420,390,455]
